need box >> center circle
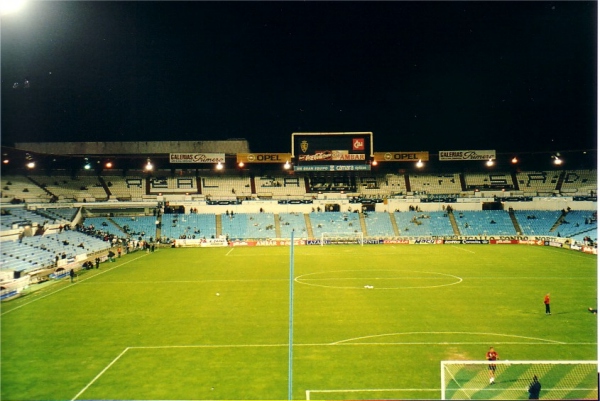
[294,269,462,290]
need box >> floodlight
[416,159,424,168]
[511,157,518,164]
[216,162,223,170]
[486,159,495,167]
[145,159,153,171]
[284,161,291,170]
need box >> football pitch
[1,244,597,400]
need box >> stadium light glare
[511,156,518,164]
[238,162,244,168]
[1,0,26,15]
[145,159,154,171]
[284,160,291,169]
[416,159,424,168]
[486,159,495,167]
[551,153,563,165]
[105,161,113,169]
[216,162,223,170]
[26,161,35,169]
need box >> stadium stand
[256,175,307,199]
[408,173,462,195]
[363,212,396,237]
[463,172,515,191]
[513,210,564,236]
[33,172,108,202]
[83,217,128,239]
[309,211,361,237]
[394,211,456,237]
[1,174,52,204]
[554,210,597,239]
[221,212,277,240]
[515,171,560,195]
[160,213,217,240]
[560,170,597,196]
[102,172,147,201]
[201,175,252,198]
[1,208,54,231]
[277,212,309,239]
[111,216,158,241]
[455,210,517,236]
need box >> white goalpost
[320,232,364,246]
[441,360,598,400]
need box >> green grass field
[1,244,597,400]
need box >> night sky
[1,1,597,154]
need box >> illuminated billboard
[291,132,373,171]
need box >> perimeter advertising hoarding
[373,151,430,162]
[169,153,225,163]
[439,150,496,161]
[236,153,292,163]
[291,132,373,171]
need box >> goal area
[320,232,363,246]
[441,360,598,400]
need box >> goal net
[320,232,363,246]
[441,360,598,400]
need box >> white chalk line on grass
[330,331,568,345]
[71,335,595,400]
[71,347,131,401]
[451,245,476,253]
[1,254,148,316]
[81,278,289,284]
[225,248,234,256]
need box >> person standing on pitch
[528,375,541,399]
[544,293,551,315]
[486,347,499,384]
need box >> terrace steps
[508,209,522,235]
[215,214,222,237]
[304,213,314,238]
[274,214,282,238]
[359,213,368,237]
[448,210,460,235]
[389,212,400,236]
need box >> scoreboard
[291,132,373,171]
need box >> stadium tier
[1,169,596,204]
[0,168,596,283]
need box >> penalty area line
[71,347,130,401]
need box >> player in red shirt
[486,347,499,384]
[544,293,551,315]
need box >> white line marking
[225,248,234,256]
[71,347,130,401]
[452,245,475,253]
[1,254,148,316]
[71,337,596,399]
[330,331,567,345]
[295,269,463,290]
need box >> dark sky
[1,1,597,154]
